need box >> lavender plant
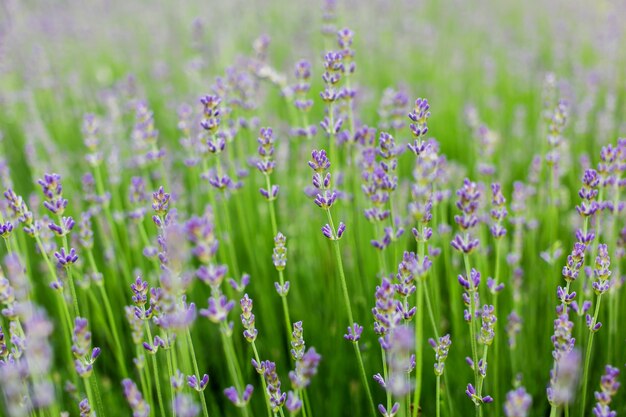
[0,1,625,416]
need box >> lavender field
[0,0,625,416]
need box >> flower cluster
[71,317,101,378]
[489,183,507,239]
[256,127,279,200]
[428,334,451,376]
[451,178,481,254]
[309,149,345,240]
[592,365,620,417]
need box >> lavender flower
[285,391,302,413]
[261,360,286,412]
[256,127,279,200]
[122,378,150,417]
[489,183,507,238]
[562,242,586,283]
[132,101,165,165]
[54,247,78,268]
[152,186,170,220]
[82,114,103,167]
[408,98,431,153]
[576,169,601,218]
[79,398,92,417]
[224,384,254,407]
[240,294,257,343]
[548,348,581,406]
[466,383,493,405]
[503,387,532,417]
[506,312,522,348]
[372,278,401,341]
[478,305,497,346]
[72,318,100,378]
[200,295,234,323]
[451,178,481,254]
[200,95,222,134]
[320,52,343,105]
[429,334,451,376]
[38,173,68,216]
[272,232,287,271]
[187,374,209,392]
[173,393,200,417]
[386,326,414,397]
[344,322,363,342]
[309,149,337,210]
[593,365,620,417]
[592,243,611,295]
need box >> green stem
[145,324,166,417]
[580,295,602,417]
[436,374,441,417]
[251,342,273,417]
[94,266,128,376]
[324,209,376,417]
[186,329,210,417]
[278,270,293,341]
[66,267,80,318]
[462,254,480,417]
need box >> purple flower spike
[38,173,68,215]
[200,295,235,323]
[188,374,209,392]
[429,334,451,376]
[592,365,620,417]
[199,95,221,134]
[285,391,302,413]
[152,186,170,216]
[54,247,79,268]
[0,221,13,238]
[274,281,290,296]
[240,294,258,343]
[122,379,150,417]
[344,322,363,342]
[48,216,75,236]
[272,232,287,271]
[322,224,333,239]
[308,150,331,172]
[337,222,346,238]
[504,386,532,417]
[224,386,239,405]
[592,243,612,295]
[466,383,493,405]
[378,402,400,417]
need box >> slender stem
[462,254,480,417]
[145,323,166,417]
[219,325,249,417]
[83,377,97,416]
[278,270,293,340]
[492,240,501,415]
[328,102,336,168]
[413,279,424,414]
[66,267,80,318]
[251,342,273,417]
[186,329,210,417]
[265,175,278,235]
[580,295,602,417]
[136,346,152,417]
[220,194,241,279]
[96,279,128,376]
[166,350,177,416]
[436,374,441,417]
[324,209,376,417]
[381,349,391,411]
